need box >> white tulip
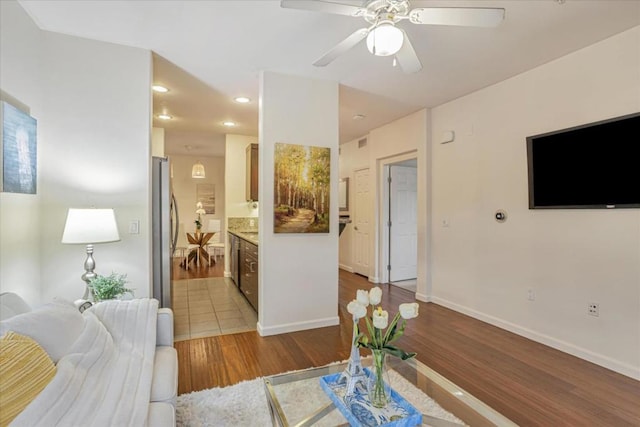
[399,303,419,320]
[356,289,369,307]
[347,300,367,319]
[372,307,389,329]
[369,287,382,306]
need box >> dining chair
[207,232,225,264]
[177,223,198,269]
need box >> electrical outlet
[588,303,599,317]
[527,289,535,301]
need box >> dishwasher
[229,233,240,287]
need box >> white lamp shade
[192,161,206,178]
[61,208,121,244]
[207,219,221,233]
[366,24,404,57]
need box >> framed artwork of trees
[274,142,330,233]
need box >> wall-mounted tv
[526,112,640,209]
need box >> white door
[353,168,370,277]
[389,165,417,281]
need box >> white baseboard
[368,276,380,284]
[257,316,340,336]
[432,296,640,380]
[339,264,354,273]
[224,271,231,278]
[415,292,431,302]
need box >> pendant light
[192,161,206,179]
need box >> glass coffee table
[263,357,517,427]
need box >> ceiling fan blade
[409,7,505,27]
[395,31,422,74]
[281,0,365,17]
[313,28,368,67]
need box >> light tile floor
[172,277,257,341]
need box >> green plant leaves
[89,272,133,301]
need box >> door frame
[352,167,371,278]
[377,151,418,284]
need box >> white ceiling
[19,0,640,157]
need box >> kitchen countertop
[228,229,259,246]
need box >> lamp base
[81,244,97,300]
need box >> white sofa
[0,292,178,426]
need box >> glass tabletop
[263,357,517,427]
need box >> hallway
[171,257,257,341]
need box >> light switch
[129,220,140,234]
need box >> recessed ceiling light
[223,121,236,127]
[353,114,366,120]
[158,114,172,120]
[152,85,169,93]
[234,97,251,103]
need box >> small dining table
[182,231,214,268]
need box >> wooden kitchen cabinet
[239,239,258,312]
[246,143,258,201]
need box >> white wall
[40,31,152,301]
[151,127,165,157]
[337,110,430,295]
[258,71,339,335]
[0,0,43,305]
[368,111,428,285]
[0,0,153,302]
[429,27,640,379]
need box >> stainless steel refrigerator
[152,156,178,308]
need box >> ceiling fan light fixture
[366,23,404,57]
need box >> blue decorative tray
[319,368,422,427]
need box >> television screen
[526,112,640,209]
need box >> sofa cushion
[0,300,84,362]
[156,308,174,347]
[0,332,57,426]
[148,402,176,427]
[150,346,178,404]
[0,292,32,321]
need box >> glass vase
[368,349,391,408]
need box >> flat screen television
[526,112,640,209]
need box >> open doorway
[381,156,418,292]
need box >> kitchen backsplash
[228,217,258,232]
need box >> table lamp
[61,208,120,299]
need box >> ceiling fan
[280,0,505,73]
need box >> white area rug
[177,366,466,426]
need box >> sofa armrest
[150,346,178,406]
[156,308,174,347]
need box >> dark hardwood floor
[171,256,224,280]
[175,270,640,426]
